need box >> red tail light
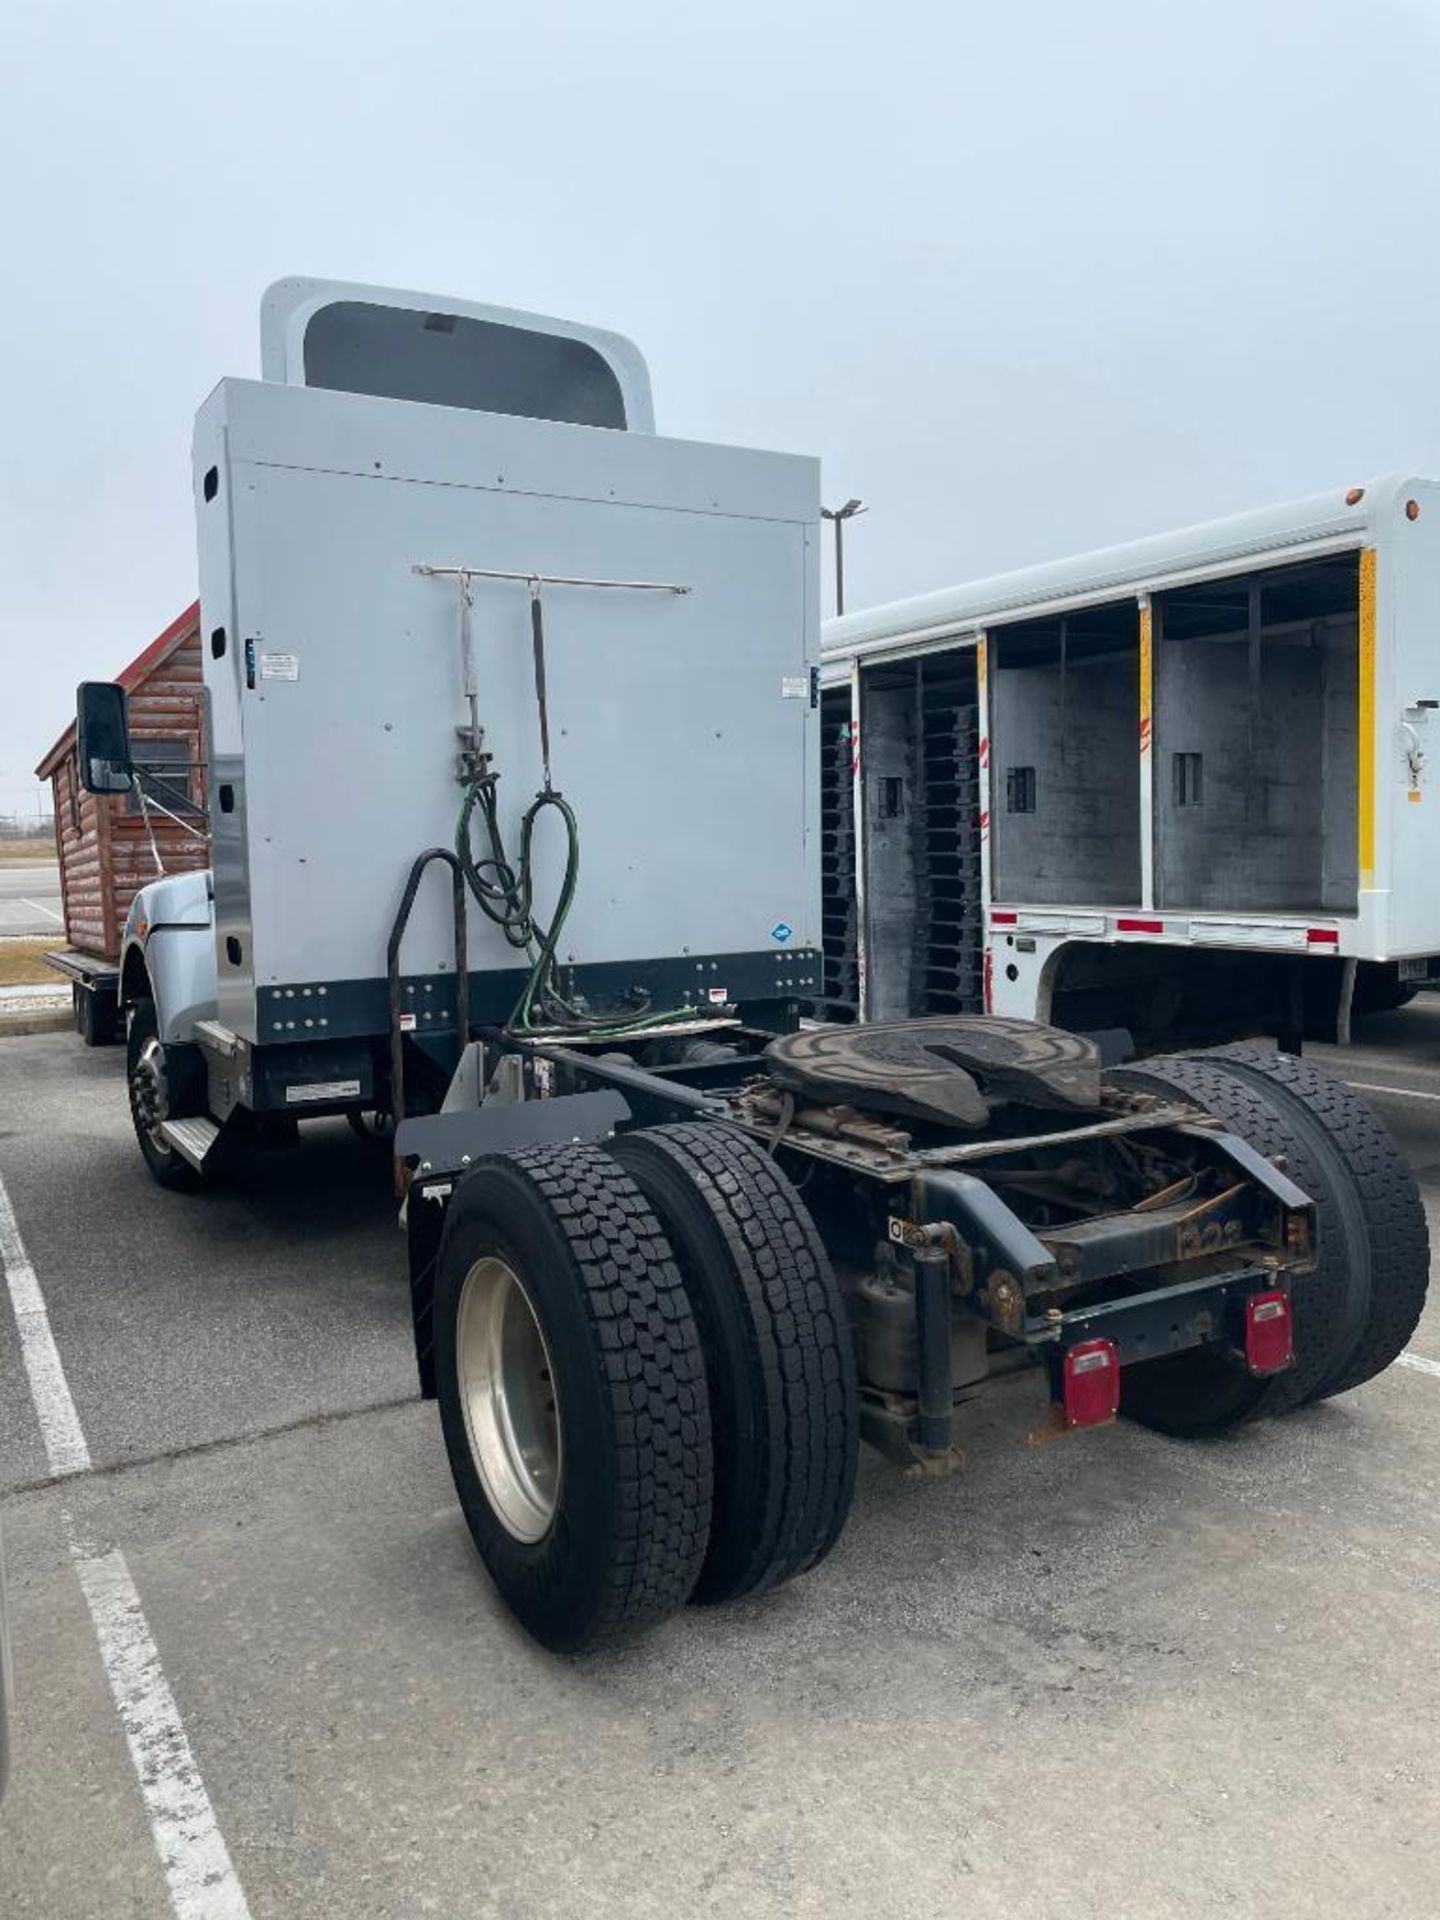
[1061,1339,1120,1428]
[1245,1291,1294,1376]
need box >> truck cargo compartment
[989,600,1142,907]
[1153,553,1359,913]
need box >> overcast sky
[4,0,1440,812]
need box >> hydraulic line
[452,579,699,1037]
[456,770,699,1036]
[455,774,580,1029]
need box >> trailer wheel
[432,1145,712,1652]
[1112,1047,1428,1432]
[126,1001,202,1192]
[609,1123,858,1605]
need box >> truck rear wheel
[1113,1046,1429,1433]
[1207,1047,1429,1399]
[609,1123,858,1605]
[432,1144,712,1651]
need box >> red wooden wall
[38,610,210,961]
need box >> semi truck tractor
[75,281,1429,1649]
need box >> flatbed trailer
[41,948,121,1046]
[74,280,1431,1652]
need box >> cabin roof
[35,602,201,779]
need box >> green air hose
[452,582,702,1037]
[455,772,700,1036]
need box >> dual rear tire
[433,1049,1427,1643]
[611,1124,858,1606]
[1113,1046,1429,1435]
[432,1127,858,1652]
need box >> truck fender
[120,869,219,1045]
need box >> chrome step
[158,1116,221,1171]
[194,1019,241,1058]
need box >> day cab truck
[73,280,1429,1651]
[819,481,1440,1051]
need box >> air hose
[455,773,701,1035]
[455,772,580,1030]
[454,584,699,1036]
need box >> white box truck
[820,477,1440,1051]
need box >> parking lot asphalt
[1,1011,1438,1919]
[0,863,64,938]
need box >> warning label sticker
[285,1079,362,1105]
[260,653,299,681]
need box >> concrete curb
[0,1009,73,1039]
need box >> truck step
[158,1116,221,1171]
[194,1019,242,1058]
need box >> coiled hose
[455,773,697,1036]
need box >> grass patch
[0,838,58,862]
[0,939,59,987]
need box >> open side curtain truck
[820,482,1440,1049]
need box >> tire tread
[438,1146,712,1647]
[611,1123,857,1602]
[1208,1046,1430,1398]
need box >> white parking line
[19,897,63,924]
[1346,1079,1440,1105]
[1398,1352,1440,1379]
[69,1530,252,1920]
[0,1171,251,1920]
[0,1179,89,1477]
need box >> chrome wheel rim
[130,1037,170,1152]
[456,1257,561,1543]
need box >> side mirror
[76,682,134,794]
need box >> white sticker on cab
[285,1079,362,1104]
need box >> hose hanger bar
[413,564,690,595]
[414,562,688,789]
[411,559,697,1037]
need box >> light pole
[821,497,866,617]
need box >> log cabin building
[35,604,209,960]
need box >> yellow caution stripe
[1359,547,1376,889]
[1139,602,1153,753]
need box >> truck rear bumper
[1043,1263,1281,1369]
